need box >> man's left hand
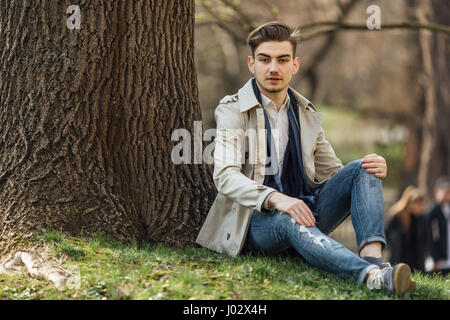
[361,153,387,179]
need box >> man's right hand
[267,192,316,227]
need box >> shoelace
[366,268,390,290]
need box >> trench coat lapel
[297,107,323,157]
[289,88,324,157]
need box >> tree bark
[0,0,215,253]
[417,0,450,197]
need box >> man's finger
[291,208,305,225]
[294,210,308,226]
[298,202,315,225]
[362,161,386,168]
[361,157,384,164]
[298,206,315,226]
[366,168,383,173]
[290,208,308,226]
[361,162,378,168]
[304,206,316,225]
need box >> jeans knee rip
[290,219,331,249]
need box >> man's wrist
[267,191,282,208]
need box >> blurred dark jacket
[426,202,448,263]
[386,214,428,273]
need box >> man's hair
[247,21,297,57]
[435,176,450,190]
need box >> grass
[0,230,448,300]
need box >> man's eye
[279,59,288,63]
[260,58,269,63]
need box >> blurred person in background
[426,176,450,276]
[386,186,427,273]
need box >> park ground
[0,230,448,300]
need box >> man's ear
[247,56,255,74]
[293,56,300,75]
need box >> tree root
[0,247,79,291]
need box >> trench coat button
[226,233,231,240]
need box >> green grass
[38,229,63,243]
[0,230,448,300]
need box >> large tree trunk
[416,0,450,198]
[0,0,215,254]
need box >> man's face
[435,188,450,205]
[247,41,300,96]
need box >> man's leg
[314,159,386,257]
[243,209,378,284]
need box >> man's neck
[257,84,289,112]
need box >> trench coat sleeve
[312,128,343,183]
[213,102,276,212]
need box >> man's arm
[313,128,344,182]
[213,102,277,212]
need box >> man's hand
[361,153,387,179]
[267,192,315,227]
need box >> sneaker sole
[394,263,414,296]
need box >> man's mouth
[266,77,282,83]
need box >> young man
[426,176,450,276]
[196,22,415,295]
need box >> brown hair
[388,186,426,230]
[247,21,297,57]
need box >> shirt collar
[260,92,290,111]
[238,78,316,113]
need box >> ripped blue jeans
[242,160,386,284]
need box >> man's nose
[269,60,280,73]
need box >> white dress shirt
[260,92,290,172]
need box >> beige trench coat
[196,78,343,257]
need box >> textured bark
[417,0,450,197]
[0,0,215,253]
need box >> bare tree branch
[302,0,361,99]
[260,0,280,20]
[294,21,450,41]
[218,0,256,30]
[200,1,247,44]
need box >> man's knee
[347,159,363,171]
[345,159,381,186]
